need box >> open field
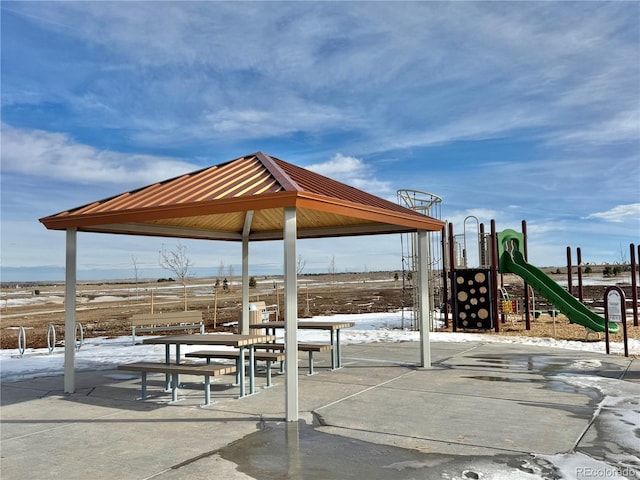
[1,271,638,353]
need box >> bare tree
[226,264,235,293]
[328,254,336,287]
[131,256,140,300]
[159,242,193,311]
[618,242,630,269]
[217,260,225,287]
[296,255,306,275]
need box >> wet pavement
[1,341,639,479]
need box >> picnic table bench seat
[252,342,332,375]
[130,311,204,345]
[185,349,285,387]
[117,361,235,405]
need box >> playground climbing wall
[453,268,494,330]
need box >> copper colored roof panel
[40,152,444,240]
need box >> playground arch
[40,151,444,422]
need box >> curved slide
[499,231,619,334]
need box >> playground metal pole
[630,243,638,327]
[491,220,500,333]
[566,246,573,297]
[441,225,449,328]
[522,220,531,330]
[577,247,584,304]
[479,223,486,267]
[448,222,456,332]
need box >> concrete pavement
[1,341,638,479]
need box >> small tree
[217,261,225,286]
[131,255,140,300]
[159,242,193,311]
[226,264,235,293]
[297,255,306,275]
[328,254,336,286]
[249,276,257,288]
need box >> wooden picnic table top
[141,333,276,347]
[249,321,356,330]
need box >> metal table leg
[238,346,246,397]
[330,330,336,369]
[204,375,211,405]
[249,346,255,394]
[164,345,171,390]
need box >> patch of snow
[2,310,636,384]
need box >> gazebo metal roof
[39,152,444,238]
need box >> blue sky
[1,1,639,282]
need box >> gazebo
[40,152,444,421]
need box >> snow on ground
[1,310,636,383]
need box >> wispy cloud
[6,2,636,152]
[586,204,640,223]
[1,124,196,185]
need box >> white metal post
[240,211,253,335]
[241,235,250,335]
[64,228,77,393]
[283,207,298,421]
[417,230,431,367]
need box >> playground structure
[397,204,637,339]
[397,189,443,330]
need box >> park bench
[252,342,332,375]
[185,349,285,387]
[117,361,236,406]
[130,311,204,345]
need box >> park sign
[605,287,624,323]
[604,286,628,357]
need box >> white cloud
[586,204,640,223]
[201,102,353,140]
[5,2,637,153]
[306,154,392,195]
[0,124,197,186]
[306,153,364,178]
[549,109,640,146]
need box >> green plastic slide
[498,229,619,334]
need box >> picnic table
[249,320,355,369]
[142,333,275,397]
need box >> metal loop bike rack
[75,323,84,351]
[17,326,26,357]
[47,324,57,354]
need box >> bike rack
[14,324,82,357]
[47,324,57,354]
[75,323,84,351]
[17,326,26,357]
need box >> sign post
[604,286,628,357]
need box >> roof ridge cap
[254,152,302,191]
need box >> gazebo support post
[64,228,77,393]
[240,237,249,334]
[240,211,253,335]
[283,207,299,421]
[417,230,431,367]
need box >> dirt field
[1,271,638,354]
